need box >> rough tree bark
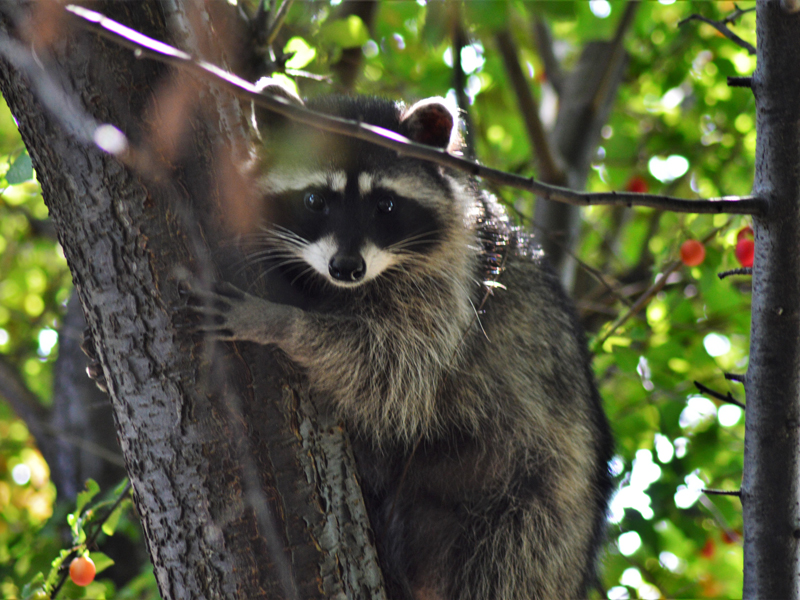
[0,2,383,599]
[742,1,800,597]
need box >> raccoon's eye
[304,192,325,212]
[377,196,394,214]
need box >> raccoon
[186,82,614,600]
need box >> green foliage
[0,1,760,598]
[19,479,147,600]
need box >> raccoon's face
[251,85,465,290]
[259,167,449,288]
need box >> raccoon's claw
[80,327,109,393]
[174,280,242,341]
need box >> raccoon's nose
[329,255,366,282]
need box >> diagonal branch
[678,12,756,56]
[532,17,563,95]
[593,225,727,348]
[58,5,767,217]
[451,2,475,159]
[592,0,639,114]
[495,28,565,184]
[694,381,746,409]
[265,0,295,47]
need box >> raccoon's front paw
[176,280,294,346]
[175,281,248,341]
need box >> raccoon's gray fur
[187,82,613,600]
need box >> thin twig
[592,259,681,350]
[593,225,727,349]
[678,13,756,56]
[702,488,742,497]
[61,5,766,216]
[265,0,295,47]
[724,372,746,384]
[698,495,743,546]
[718,267,753,279]
[722,4,756,26]
[694,381,746,409]
[728,76,753,88]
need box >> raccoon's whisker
[244,249,304,263]
[250,260,310,288]
[289,265,318,287]
[385,231,443,253]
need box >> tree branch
[495,28,565,184]
[450,2,475,159]
[703,488,742,497]
[592,0,639,114]
[728,76,753,88]
[719,267,753,279]
[725,372,747,384]
[593,225,727,348]
[60,5,767,217]
[694,381,746,409]
[678,13,756,56]
[532,17,563,95]
[265,0,295,47]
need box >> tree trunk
[0,2,383,599]
[742,1,800,597]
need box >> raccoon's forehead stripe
[259,169,347,194]
[358,172,375,196]
[373,175,449,206]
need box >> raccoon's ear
[252,77,304,132]
[400,98,459,151]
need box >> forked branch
[678,7,756,55]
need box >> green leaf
[112,478,130,497]
[101,499,131,536]
[284,37,316,70]
[20,573,44,600]
[6,150,32,184]
[319,16,369,49]
[88,551,115,576]
[75,479,100,515]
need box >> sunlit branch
[64,4,767,217]
[724,372,746,384]
[702,488,743,497]
[718,266,753,279]
[678,12,756,56]
[694,380,746,409]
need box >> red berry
[735,238,755,267]
[69,555,96,587]
[737,226,754,242]
[625,176,648,193]
[700,538,715,558]
[680,239,706,267]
